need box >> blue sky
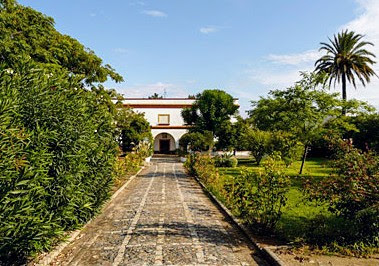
[19,0,379,115]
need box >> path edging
[33,167,145,266]
[192,175,287,266]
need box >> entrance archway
[154,133,176,154]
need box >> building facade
[120,98,195,153]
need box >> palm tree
[315,30,377,114]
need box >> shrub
[271,131,303,167]
[305,140,379,245]
[179,131,214,152]
[349,113,379,152]
[213,153,238,168]
[184,153,219,184]
[243,128,273,165]
[226,156,290,231]
[115,107,152,153]
[0,63,118,261]
[114,152,144,187]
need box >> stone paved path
[51,157,266,265]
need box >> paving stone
[50,157,263,265]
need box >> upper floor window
[158,114,170,125]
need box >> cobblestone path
[51,157,265,265]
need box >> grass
[219,158,338,244]
[196,156,378,256]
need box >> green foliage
[304,140,379,245]
[148,93,163,99]
[184,153,290,231]
[114,153,144,187]
[181,89,238,149]
[315,30,377,102]
[243,128,273,165]
[179,131,214,152]
[249,72,341,141]
[0,0,122,85]
[248,72,372,171]
[0,62,118,261]
[184,153,219,184]
[115,107,152,153]
[348,113,379,152]
[213,153,238,168]
[216,116,250,151]
[271,131,303,167]
[226,156,290,231]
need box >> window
[158,114,170,125]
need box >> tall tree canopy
[115,107,152,152]
[248,72,368,173]
[181,89,238,148]
[315,30,377,110]
[0,0,123,85]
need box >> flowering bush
[304,140,379,244]
[184,153,290,231]
[226,156,290,230]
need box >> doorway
[159,139,170,154]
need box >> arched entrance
[154,133,176,154]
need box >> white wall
[152,129,188,151]
[134,107,186,127]
[118,98,239,152]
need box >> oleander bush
[0,63,119,262]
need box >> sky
[19,0,379,115]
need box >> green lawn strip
[218,158,337,243]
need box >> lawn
[218,158,339,245]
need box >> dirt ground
[274,246,379,265]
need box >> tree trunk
[299,145,309,175]
[342,73,347,115]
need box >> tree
[181,89,238,147]
[348,113,379,152]
[148,93,163,99]
[315,30,377,114]
[249,72,344,173]
[179,131,214,152]
[0,0,123,85]
[243,128,273,165]
[115,107,152,153]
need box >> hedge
[0,63,118,262]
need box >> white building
[120,98,194,153]
[120,97,239,154]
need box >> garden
[1,0,379,264]
[180,73,378,258]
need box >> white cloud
[200,26,218,34]
[115,82,189,98]
[129,1,146,6]
[244,0,379,109]
[339,0,379,107]
[141,10,167,17]
[247,68,306,88]
[90,13,96,17]
[113,48,129,54]
[266,50,321,66]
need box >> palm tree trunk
[342,73,347,115]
